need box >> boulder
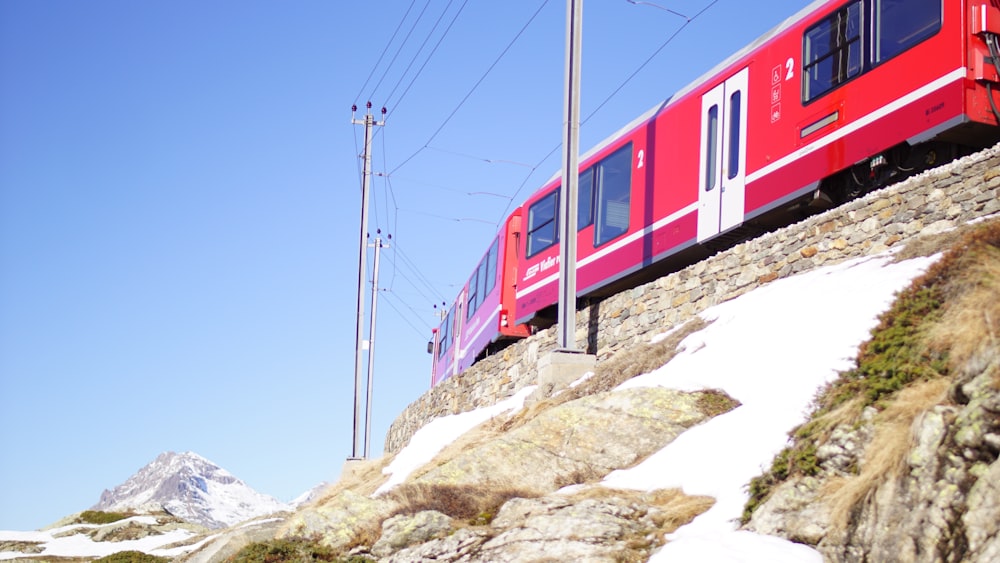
[413,387,736,492]
[371,510,453,558]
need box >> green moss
[226,538,369,563]
[695,388,741,418]
[77,510,132,525]
[827,285,947,410]
[469,511,494,526]
[92,551,169,563]
[742,443,819,523]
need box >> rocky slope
[187,385,737,563]
[174,220,1000,563]
[745,220,1000,562]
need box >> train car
[429,209,530,386]
[429,0,1000,384]
[514,0,1000,326]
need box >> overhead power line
[353,0,421,106]
[388,0,552,176]
[495,0,721,222]
[382,0,463,107]
[624,0,689,20]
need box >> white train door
[698,67,748,242]
[451,289,466,377]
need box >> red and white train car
[433,0,1000,384]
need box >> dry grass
[561,486,714,561]
[826,377,950,531]
[814,394,867,435]
[313,457,394,505]
[382,481,542,524]
[746,219,1000,523]
[926,246,1000,373]
[818,226,996,527]
[343,522,383,553]
[893,224,970,262]
[561,486,713,532]
[642,489,716,535]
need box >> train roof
[543,0,828,185]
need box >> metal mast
[350,102,384,460]
[558,0,583,351]
[364,234,387,459]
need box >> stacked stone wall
[385,144,1000,455]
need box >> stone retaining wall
[384,144,1000,455]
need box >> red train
[429,0,1000,386]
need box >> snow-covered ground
[0,515,216,560]
[377,251,938,562]
[375,386,537,495]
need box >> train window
[578,168,595,229]
[476,258,489,312]
[873,0,940,64]
[438,307,454,358]
[594,143,632,247]
[466,268,478,320]
[727,91,742,180]
[803,0,862,102]
[485,238,498,296]
[705,104,719,191]
[527,191,559,258]
[466,238,498,320]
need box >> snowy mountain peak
[92,451,288,529]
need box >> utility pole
[558,0,583,351]
[350,102,384,461]
[537,0,594,394]
[364,234,388,459]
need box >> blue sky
[0,0,805,530]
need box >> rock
[748,477,830,545]
[178,518,285,563]
[279,490,390,551]
[747,348,1000,563]
[413,387,734,492]
[371,510,453,558]
[381,527,490,563]
[476,493,662,563]
[963,458,1000,560]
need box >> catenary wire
[380,290,434,337]
[353,0,420,106]
[494,0,720,222]
[381,0,461,106]
[364,0,434,104]
[371,0,720,330]
[387,0,551,176]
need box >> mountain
[290,481,330,508]
[92,451,289,529]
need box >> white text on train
[523,255,559,281]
